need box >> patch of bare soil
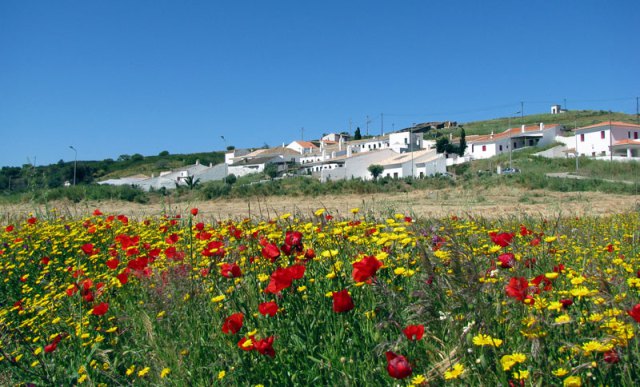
[1,187,638,222]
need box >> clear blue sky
[1,0,638,167]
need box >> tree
[264,163,278,179]
[354,127,362,140]
[224,173,237,185]
[457,128,467,157]
[368,164,384,180]
[435,137,450,153]
[226,145,235,151]
[158,150,170,156]
[183,175,201,190]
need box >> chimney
[331,151,336,158]
[339,136,344,151]
[322,149,326,159]
[490,131,494,138]
[521,125,525,133]
[196,159,200,165]
[209,162,213,167]
[347,146,352,157]
[539,122,544,131]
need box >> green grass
[433,110,639,138]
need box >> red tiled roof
[612,139,640,146]
[294,141,318,148]
[576,121,640,131]
[467,124,560,143]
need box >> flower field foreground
[1,209,639,385]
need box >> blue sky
[1,0,638,167]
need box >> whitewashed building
[574,121,640,159]
[465,123,563,160]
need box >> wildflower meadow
[1,207,639,386]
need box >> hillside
[435,110,638,138]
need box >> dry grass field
[1,186,637,221]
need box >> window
[580,134,585,142]
[600,131,605,139]
[499,145,503,151]
[393,172,398,179]
[635,132,639,140]
[404,138,408,144]
[482,145,486,152]
[629,132,632,139]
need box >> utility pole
[69,146,77,186]
[609,111,612,161]
[636,97,639,124]
[575,121,579,172]
[366,115,371,136]
[410,123,415,178]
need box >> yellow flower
[160,368,171,378]
[500,355,517,371]
[444,363,464,380]
[126,365,135,376]
[563,375,581,386]
[78,374,88,383]
[552,367,569,377]
[512,370,529,380]
[350,208,360,214]
[555,314,571,324]
[218,370,226,380]
[211,295,226,303]
[314,208,325,216]
[137,367,150,377]
[472,334,503,347]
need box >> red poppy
[519,225,532,236]
[403,324,424,341]
[27,217,37,225]
[261,243,281,262]
[190,208,199,216]
[44,342,58,353]
[531,275,552,292]
[489,232,515,247]
[497,253,515,269]
[5,225,14,232]
[106,258,119,269]
[332,289,354,313]
[385,351,412,379]
[91,302,109,316]
[254,336,275,358]
[284,231,303,248]
[560,299,573,308]
[627,303,640,323]
[81,243,95,255]
[222,313,244,334]
[505,277,529,301]
[603,350,620,364]
[264,265,305,294]
[259,301,279,317]
[352,255,383,282]
[117,271,129,285]
[304,249,316,260]
[220,263,242,278]
[40,256,50,265]
[93,209,103,216]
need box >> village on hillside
[100,106,640,191]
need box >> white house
[574,121,640,159]
[286,140,318,155]
[319,149,398,182]
[465,123,563,160]
[377,149,446,179]
[388,131,425,153]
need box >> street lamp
[69,146,77,186]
